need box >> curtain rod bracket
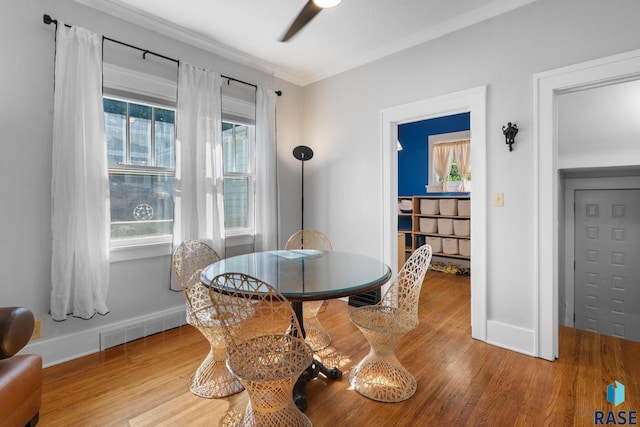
[43,14,57,26]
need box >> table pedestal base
[294,358,342,411]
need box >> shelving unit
[398,195,471,260]
[398,197,414,260]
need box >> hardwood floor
[40,271,640,426]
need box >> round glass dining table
[200,249,392,302]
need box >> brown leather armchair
[0,307,42,427]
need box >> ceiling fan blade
[280,1,322,42]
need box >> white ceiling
[76,0,536,86]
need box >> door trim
[534,48,640,360]
[381,86,487,341]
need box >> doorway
[398,118,471,273]
[381,86,487,342]
[534,48,640,360]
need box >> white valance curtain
[51,23,110,320]
[171,63,225,290]
[254,87,279,251]
[453,140,471,191]
[432,143,455,192]
[432,140,471,192]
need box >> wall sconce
[502,122,518,152]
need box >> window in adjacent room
[103,97,175,241]
[434,146,472,182]
[427,130,471,192]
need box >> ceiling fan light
[312,0,342,8]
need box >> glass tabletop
[201,250,391,302]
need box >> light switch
[493,192,504,207]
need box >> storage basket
[442,238,459,255]
[420,199,439,215]
[439,199,458,216]
[425,237,442,253]
[398,198,413,213]
[458,199,471,216]
[419,218,438,233]
[453,219,470,236]
[437,218,453,235]
[459,239,471,257]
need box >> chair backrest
[379,244,432,328]
[0,307,35,359]
[173,240,221,317]
[285,229,332,251]
[208,273,305,349]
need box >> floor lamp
[293,145,313,231]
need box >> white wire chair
[209,273,314,427]
[349,243,433,402]
[172,240,243,398]
[285,229,332,351]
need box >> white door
[574,189,640,341]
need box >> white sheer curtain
[254,87,279,251]
[432,143,455,192]
[50,23,110,320]
[172,63,224,290]
[453,140,471,191]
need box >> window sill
[226,233,254,247]
[110,238,172,262]
[426,182,472,193]
[109,234,254,263]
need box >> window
[104,97,175,241]
[427,131,472,193]
[102,70,256,251]
[438,153,472,183]
[223,121,255,234]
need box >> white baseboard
[486,319,536,356]
[23,307,188,368]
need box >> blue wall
[397,112,470,196]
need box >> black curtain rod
[43,14,282,96]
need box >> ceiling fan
[280,0,342,42]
